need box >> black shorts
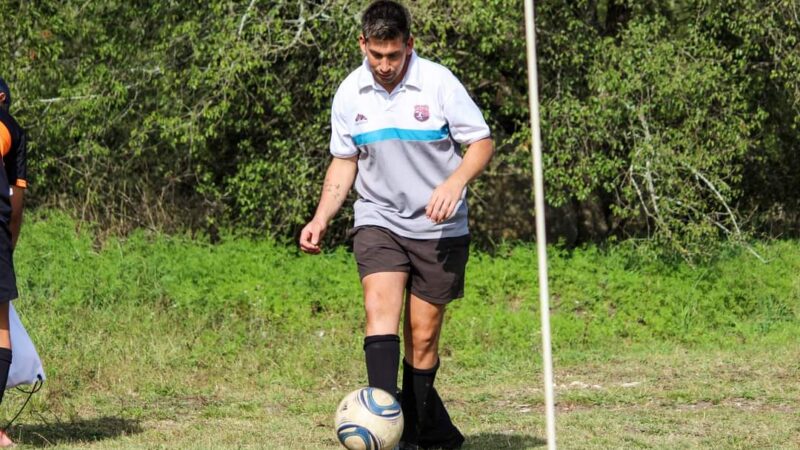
[0,224,17,304]
[351,226,470,305]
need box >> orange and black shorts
[351,226,470,305]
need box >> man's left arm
[7,129,27,249]
[9,187,23,249]
[426,137,494,223]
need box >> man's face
[359,35,414,92]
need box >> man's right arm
[299,155,358,254]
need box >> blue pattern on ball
[358,387,402,419]
[337,423,378,450]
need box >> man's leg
[0,302,14,447]
[403,294,443,369]
[401,294,463,449]
[362,272,407,398]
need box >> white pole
[523,1,557,449]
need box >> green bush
[2,0,798,257]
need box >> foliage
[17,212,800,356]
[585,17,754,257]
[1,0,798,257]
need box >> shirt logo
[355,113,368,123]
[414,105,430,122]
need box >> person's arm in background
[4,125,26,250]
[9,187,23,250]
[298,156,358,254]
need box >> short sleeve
[0,114,27,188]
[8,130,27,188]
[330,90,358,158]
[442,73,491,145]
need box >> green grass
[0,211,798,448]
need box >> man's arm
[9,187,23,249]
[3,121,27,249]
[299,156,358,254]
[426,137,494,223]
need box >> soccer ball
[334,387,404,450]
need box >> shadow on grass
[9,416,143,447]
[464,433,547,449]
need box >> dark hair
[0,78,10,109]
[361,1,411,42]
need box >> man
[0,77,28,448]
[299,1,492,448]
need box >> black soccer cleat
[417,427,464,449]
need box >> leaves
[0,0,797,257]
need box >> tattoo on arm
[323,182,343,202]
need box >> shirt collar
[358,50,422,92]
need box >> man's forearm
[312,156,358,224]
[9,187,23,249]
[448,138,494,188]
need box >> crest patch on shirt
[355,113,368,123]
[413,105,430,122]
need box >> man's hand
[426,138,493,224]
[299,219,327,254]
[426,178,465,224]
[299,156,357,254]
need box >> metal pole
[523,1,557,449]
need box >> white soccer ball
[334,387,404,450]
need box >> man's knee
[364,289,399,320]
[406,321,441,358]
[412,329,438,352]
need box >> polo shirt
[330,51,490,239]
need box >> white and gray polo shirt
[330,51,491,239]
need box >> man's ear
[358,34,367,55]
[0,93,6,104]
[406,35,415,54]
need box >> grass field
[0,212,798,449]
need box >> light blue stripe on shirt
[352,125,450,146]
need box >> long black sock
[400,358,419,444]
[0,347,11,405]
[411,359,464,449]
[363,334,400,398]
[411,359,439,437]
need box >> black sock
[363,334,400,398]
[0,347,11,405]
[411,359,439,430]
[411,359,465,449]
[400,358,419,443]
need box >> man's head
[361,0,411,42]
[359,1,414,93]
[0,78,10,112]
